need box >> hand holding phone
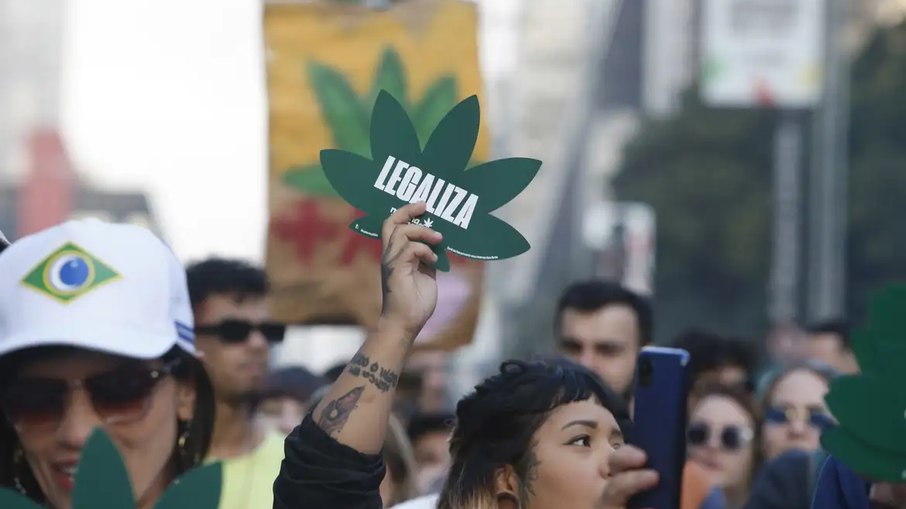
[627,346,690,509]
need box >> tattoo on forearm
[380,257,394,313]
[316,386,364,436]
[347,353,400,393]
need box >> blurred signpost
[264,0,488,350]
[582,202,656,296]
[701,0,831,324]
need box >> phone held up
[627,346,691,509]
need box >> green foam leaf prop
[0,489,43,509]
[822,284,906,481]
[822,425,906,482]
[151,463,222,509]
[0,428,222,509]
[321,91,541,272]
[74,429,135,509]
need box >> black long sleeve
[273,413,385,509]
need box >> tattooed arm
[311,202,441,454]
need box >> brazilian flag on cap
[20,242,120,304]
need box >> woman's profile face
[10,351,196,509]
[522,399,624,509]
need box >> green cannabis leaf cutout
[285,46,460,198]
[321,90,540,272]
[0,429,222,509]
[822,284,906,481]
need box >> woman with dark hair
[0,220,215,509]
[272,203,656,509]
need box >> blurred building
[0,130,158,242]
[0,1,157,242]
[0,0,63,179]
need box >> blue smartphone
[627,346,690,509]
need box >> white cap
[0,219,195,359]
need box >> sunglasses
[195,319,286,344]
[1,360,181,433]
[764,406,834,430]
[687,421,754,451]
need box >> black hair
[185,258,268,311]
[555,280,653,345]
[0,346,215,504]
[407,412,455,444]
[0,233,8,254]
[672,329,758,391]
[805,319,851,350]
[436,359,631,509]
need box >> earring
[12,445,27,495]
[177,419,198,466]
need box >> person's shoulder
[389,494,439,509]
[812,455,870,509]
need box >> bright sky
[60,0,511,265]
[62,0,270,264]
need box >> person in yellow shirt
[187,258,287,509]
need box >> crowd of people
[0,206,900,509]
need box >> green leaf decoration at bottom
[152,462,223,509]
[443,215,530,261]
[283,164,340,197]
[0,488,44,509]
[822,425,906,482]
[74,429,135,509]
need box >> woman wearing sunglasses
[0,220,214,509]
[758,361,836,461]
[687,384,761,509]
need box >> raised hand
[378,202,443,339]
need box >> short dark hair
[672,329,758,390]
[185,258,268,311]
[407,412,455,444]
[555,280,653,345]
[806,319,851,349]
[437,359,630,509]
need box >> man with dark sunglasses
[186,257,285,509]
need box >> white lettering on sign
[374,155,478,229]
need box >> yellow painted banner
[265,0,487,350]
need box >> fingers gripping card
[321,91,541,272]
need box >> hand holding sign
[379,202,443,338]
[321,90,541,272]
[0,429,222,509]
